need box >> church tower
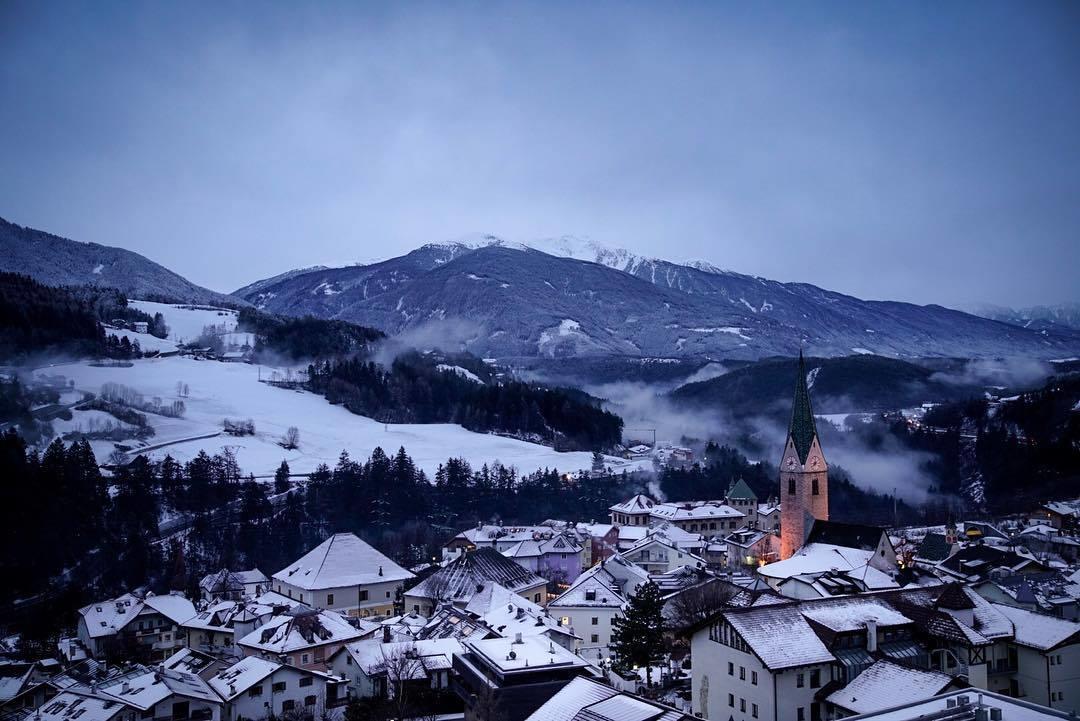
[779,351,829,560]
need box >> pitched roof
[273,533,413,590]
[916,533,951,562]
[406,548,546,603]
[826,660,954,715]
[609,494,656,514]
[727,479,758,501]
[235,610,366,654]
[992,603,1080,650]
[724,602,835,671]
[788,351,819,465]
[805,520,888,552]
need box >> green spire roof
[788,350,818,464]
[727,478,757,501]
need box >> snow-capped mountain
[233,242,1080,360]
[964,302,1080,332]
[0,216,241,306]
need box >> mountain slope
[0,216,241,306]
[965,302,1080,332]
[235,244,1080,360]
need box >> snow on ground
[37,356,646,480]
[52,409,135,436]
[129,300,239,345]
[436,364,482,383]
[851,347,874,355]
[816,412,874,432]
[104,327,179,353]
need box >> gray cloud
[1,2,1078,307]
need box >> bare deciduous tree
[281,426,300,449]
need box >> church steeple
[788,350,819,465]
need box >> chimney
[865,620,878,653]
[122,681,130,693]
[513,632,523,644]
[382,625,391,643]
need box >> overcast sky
[1,2,1077,307]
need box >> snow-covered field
[38,302,648,479]
[39,355,641,479]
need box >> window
[797,673,805,688]
[141,710,153,719]
[299,677,313,688]
[327,593,335,606]
[302,653,310,664]
[728,694,734,708]
[386,591,391,598]
[585,589,597,601]
[534,593,541,603]
[300,593,304,603]
[739,666,746,680]
[788,478,796,495]
[752,704,758,719]
[305,696,316,707]
[248,686,263,698]
[591,634,599,643]
[740,699,746,713]
[728,662,734,676]
[797,708,805,721]
[561,617,570,626]
[591,617,599,625]
[812,478,819,495]
[282,701,295,712]
[810,670,820,688]
[358,590,369,601]
[273,682,286,693]
[314,648,324,662]
[752,671,758,685]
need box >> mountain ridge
[233,242,1080,360]
[0,216,242,306]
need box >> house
[936,545,1048,583]
[24,692,132,721]
[198,570,270,602]
[235,610,368,670]
[568,523,620,566]
[989,604,1080,713]
[649,501,745,534]
[327,637,462,701]
[1042,500,1080,531]
[521,675,691,721]
[688,584,1016,721]
[451,635,595,721]
[608,495,656,527]
[181,598,291,656]
[615,525,648,552]
[462,583,578,651]
[726,480,760,529]
[132,322,149,334]
[757,543,898,596]
[548,555,649,663]
[724,529,778,571]
[271,533,414,618]
[404,548,549,616]
[804,520,896,566]
[621,535,706,575]
[97,665,223,721]
[208,655,346,720]
[444,524,579,562]
[415,608,498,643]
[77,593,197,660]
[500,533,584,587]
[972,571,1080,620]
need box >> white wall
[225,666,332,721]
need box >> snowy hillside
[42,299,642,479]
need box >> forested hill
[0,216,240,306]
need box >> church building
[779,352,829,560]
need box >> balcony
[988,658,1018,676]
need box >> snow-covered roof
[465,636,590,675]
[99,667,219,710]
[608,494,656,514]
[723,603,835,671]
[274,533,413,590]
[458,525,557,545]
[142,594,198,625]
[336,638,464,676]
[550,556,648,609]
[800,597,913,633]
[236,610,365,654]
[207,656,278,700]
[650,501,742,522]
[526,676,689,721]
[406,548,546,604]
[826,660,954,715]
[466,583,577,642]
[1044,500,1080,518]
[29,692,128,721]
[758,543,886,583]
[843,688,1074,721]
[78,594,142,639]
[992,603,1080,650]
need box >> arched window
[812,478,820,496]
[788,478,796,495]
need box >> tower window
[812,478,819,496]
[788,478,796,495]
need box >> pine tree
[610,581,665,685]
